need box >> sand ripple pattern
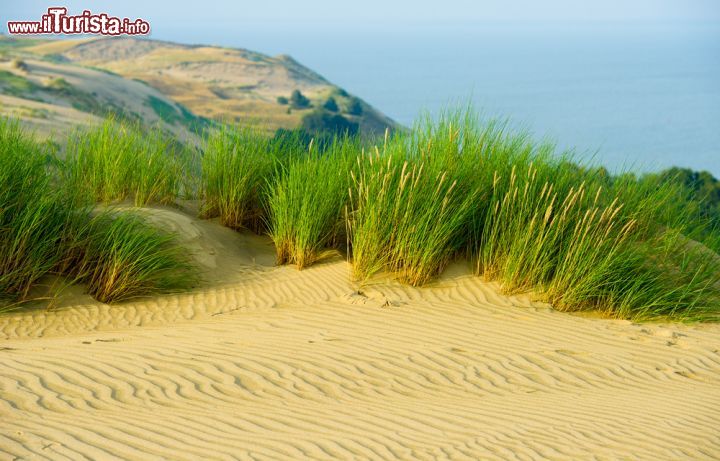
[1,212,719,459]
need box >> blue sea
[175,22,720,176]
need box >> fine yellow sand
[1,207,719,460]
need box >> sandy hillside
[0,56,206,143]
[1,207,719,460]
[19,37,397,135]
[0,93,100,139]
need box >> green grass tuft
[67,211,199,303]
[268,136,357,267]
[64,118,187,206]
[0,119,75,300]
[348,138,478,285]
[0,118,198,308]
[200,125,304,231]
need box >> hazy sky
[4,0,720,36]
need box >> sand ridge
[1,207,719,460]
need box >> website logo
[7,7,151,36]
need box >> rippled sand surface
[2,208,719,460]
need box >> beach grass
[2,109,719,321]
[64,118,186,206]
[347,129,479,285]
[200,125,287,231]
[268,136,357,268]
[211,109,719,320]
[65,210,199,303]
[0,119,75,301]
[0,118,197,307]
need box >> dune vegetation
[0,119,76,301]
[1,108,719,321]
[0,119,197,310]
[199,125,281,231]
[66,211,198,303]
[64,118,188,206]
[268,136,358,268]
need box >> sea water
[191,22,720,176]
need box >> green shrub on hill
[302,111,358,137]
[323,97,339,112]
[290,89,311,109]
[347,97,363,115]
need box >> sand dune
[1,207,719,460]
[0,58,202,143]
[16,37,398,136]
